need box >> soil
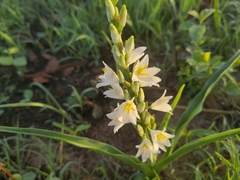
[0,48,239,180]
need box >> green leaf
[11,174,22,180]
[170,50,240,153]
[0,126,155,177]
[23,89,33,100]
[189,25,206,43]
[13,56,27,67]
[199,9,215,24]
[155,128,240,172]
[22,171,37,180]
[74,124,91,135]
[0,56,13,66]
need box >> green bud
[138,88,145,102]
[117,70,125,83]
[109,24,120,44]
[112,45,121,64]
[124,80,131,87]
[131,81,139,95]
[137,125,145,137]
[105,0,115,23]
[144,112,151,127]
[120,54,127,68]
[124,89,130,100]
[119,5,127,29]
[137,102,145,113]
[125,36,134,55]
[150,115,156,129]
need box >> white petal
[128,47,146,65]
[150,90,173,113]
[103,84,124,99]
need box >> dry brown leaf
[42,53,59,72]
[62,66,75,77]
[33,73,52,84]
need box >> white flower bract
[132,55,161,87]
[151,128,175,152]
[103,83,124,99]
[96,61,119,88]
[135,139,155,162]
[108,116,124,133]
[150,90,173,113]
[107,98,140,126]
[127,46,146,66]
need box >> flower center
[157,133,166,141]
[136,65,149,76]
[124,103,134,113]
[102,67,108,72]
[141,143,149,150]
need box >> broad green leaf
[22,171,37,180]
[189,25,206,43]
[4,47,19,55]
[13,56,27,67]
[199,9,215,24]
[155,128,240,172]
[0,56,13,66]
[0,126,155,177]
[92,104,103,119]
[170,50,240,153]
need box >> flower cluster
[96,0,175,163]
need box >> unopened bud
[131,81,139,95]
[137,102,145,113]
[125,36,134,55]
[137,125,145,137]
[120,54,127,68]
[138,88,145,102]
[124,81,131,87]
[109,24,121,44]
[150,116,156,129]
[119,5,127,30]
[117,70,124,83]
[105,0,115,23]
[124,89,130,100]
[144,112,151,127]
[112,45,121,64]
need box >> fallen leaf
[33,73,52,83]
[62,66,75,77]
[42,53,59,72]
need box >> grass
[0,0,240,179]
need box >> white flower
[108,116,124,133]
[103,83,124,99]
[151,128,175,152]
[150,90,173,113]
[132,55,161,87]
[135,139,155,162]
[107,98,139,125]
[96,61,119,88]
[127,46,146,66]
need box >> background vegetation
[0,0,239,179]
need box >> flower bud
[144,112,151,127]
[124,80,131,87]
[125,36,134,55]
[105,0,115,23]
[124,89,130,100]
[120,54,127,68]
[137,102,145,113]
[117,70,125,83]
[137,125,145,137]
[109,24,121,44]
[112,45,121,64]
[119,5,127,30]
[131,81,139,95]
[138,88,145,102]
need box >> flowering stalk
[96,0,175,163]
